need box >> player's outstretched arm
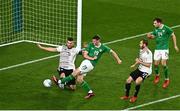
[37,44,57,52]
[147,33,155,39]
[110,50,122,64]
[172,33,179,52]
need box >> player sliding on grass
[121,39,152,103]
[147,18,179,88]
[38,37,80,90]
[53,35,122,99]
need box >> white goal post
[0,0,82,49]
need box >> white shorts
[154,50,169,61]
[79,59,94,75]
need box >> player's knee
[126,77,132,83]
[161,61,167,66]
[76,77,83,84]
[135,78,143,85]
[72,73,76,77]
[60,73,65,78]
[135,81,141,85]
[77,79,83,84]
[72,71,79,77]
[72,69,80,76]
[154,61,160,66]
[70,85,76,90]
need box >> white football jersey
[56,45,80,70]
[138,48,153,75]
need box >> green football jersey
[151,25,173,50]
[85,42,111,66]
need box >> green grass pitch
[0,0,180,110]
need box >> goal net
[0,0,23,45]
[0,0,82,48]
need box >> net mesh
[0,0,79,46]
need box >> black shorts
[57,67,75,85]
[130,68,148,81]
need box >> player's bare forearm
[110,50,122,64]
[172,33,177,46]
[130,61,138,68]
[172,33,179,52]
[83,51,97,60]
[139,61,151,68]
[147,33,155,39]
[37,44,57,52]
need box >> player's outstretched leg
[60,74,75,84]
[81,81,95,99]
[52,75,59,85]
[76,75,95,99]
[56,74,75,89]
[52,75,65,89]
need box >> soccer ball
[43,79,52,87]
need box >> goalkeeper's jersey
[138,48,153,75]
[56,45,80,70]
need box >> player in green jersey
[147,18,179,88]
[53,35,122,99]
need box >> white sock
[58,80,61,84]
[88,90,93,93]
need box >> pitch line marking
[104,24,180,45]
[0,24,180,71]
[0,54,59,71]
[124,94,180,110]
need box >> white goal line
[0,24,180,72]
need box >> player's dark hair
[67,37,74,41]
[153,18,162,23]
[142,39,148,46]
[92,34,101,40]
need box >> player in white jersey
[121,39,152,103]
[37,37,80,90]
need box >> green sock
[163,66,169,79]
[61,75,74,84]
[154,65,159,75]
[81,81,91,92]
